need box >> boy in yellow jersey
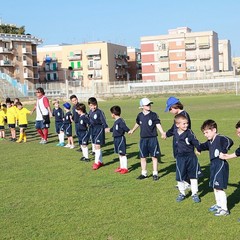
[6,100,17,141]
[0,104,7,140]
[15,101,31,143]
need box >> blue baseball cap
[165,97,179,112]
[63,102,71,110]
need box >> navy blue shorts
[55,122,63,134]
[176,153,201,181]
[139,137,160,158]
[61,124,72,137]
[0,125,5,130]
[91,126,105,146]
[114,136,127,155]
[19,124,27,129]
[8,124,15,129]
[210,158,229,189]
[35,120,50,129]
[78,130,90,145]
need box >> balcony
[186,66,197,72]
[23,60,32,66]
[68,54,82,61]
[159,56,169,61]
[24,72,33,78]
[0,47,13,54]
[0,59,14,66]
[185,44,196,50]
[186,55,197,61]
[199,43,210,49]
[199,54,211,60]
[199,66,211,71]
[43,56,57,62]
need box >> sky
[1,0,240,56]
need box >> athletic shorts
[55,122,63,134]
[78,130,90,145]
[35,120,50,129]
[19,124,27,129]
[139,137,160,158]
[91,126,105,146]
[60,124,72,137]
[210,158,229,189]
[114,136,127,155]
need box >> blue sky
[1,0,240,56]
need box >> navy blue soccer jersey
[52,108,64,122]
[166,110,191,138]
[197,134,233,160]
[63,111,72,124]
[136,111,161,138]
[72,105,80,123]
[78,114,90,131]
[89,108,108,128]
[110,118,130,137]
[173,129,200,158]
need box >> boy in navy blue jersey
[70,95,82,152]
[129,98,164,181]
[60,102,74,149]
[88,97,108,170]
[163,96,193,189]
[52,100,64,146]
[173,114,202,203]
[75,103,90,162]
[197,119,233,216]
[106,105,130,174]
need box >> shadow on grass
[227,181,240,211]
[198,165,211,198]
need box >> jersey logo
[80,120,83,124]
[214,181,219,186]
[148,119,152,126]
[57,112,60,116]
[116,124,119,130]
[214,149,220,157]
[185,138,190,145]
[94,114,97,119]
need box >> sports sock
[190,179,198,195]
[95,149,101,164]
[152,170,158,176]
[141,170,147,177]
[218,190,228,211]
[121,155,128,169]
[214,189,221,207]
[37,129,44,139]
[177,181,186,195]
[59,132,64,143]
[43,128,48,140]
[82,146,89,159]
[92,143,95,153]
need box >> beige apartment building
[0,33,42,85]
[37,41,130,87]
[140,27,231,81]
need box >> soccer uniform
[61,111,73,137]
[89,108,108,146]
[72,104,81,144]
[52,107,64,134]
[110,118,130,155]
[174,129,202,181]
[136,111,161,158]
[78,114,90,145]
[197,134,233,189]
[17,107,31,128]
[7,106,17,128]
[0,110,6,129]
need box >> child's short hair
[88,97,98,106]
[235,121,240,129]
[110,106,121,116]
[201,119,217,132]
[76,103,87,113]
[174,113,187,123]
[52,99,59,105]
[170,102,184,110]
[70,94,78,100]
[15,101,22,106]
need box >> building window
[177,63,182,68]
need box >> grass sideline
[1,94,240,240]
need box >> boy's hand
[128,129,134,134]
[161,132,167,139]
[195,150,201,155]
[105,128,110,133]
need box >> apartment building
[0,33,42,85]
[127,47,142,80]
[219,39,232,72]
[37,41,129,87]
[140,27,231,81]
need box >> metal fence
[1,77,240,101]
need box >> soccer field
[1,94,240,240]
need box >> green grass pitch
[1,94,240,239]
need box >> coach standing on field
[31,87,52,144]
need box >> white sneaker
[69,145,75,149]
[39,138,44,144]
[214,209,229,216]
[64,144,71,148]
